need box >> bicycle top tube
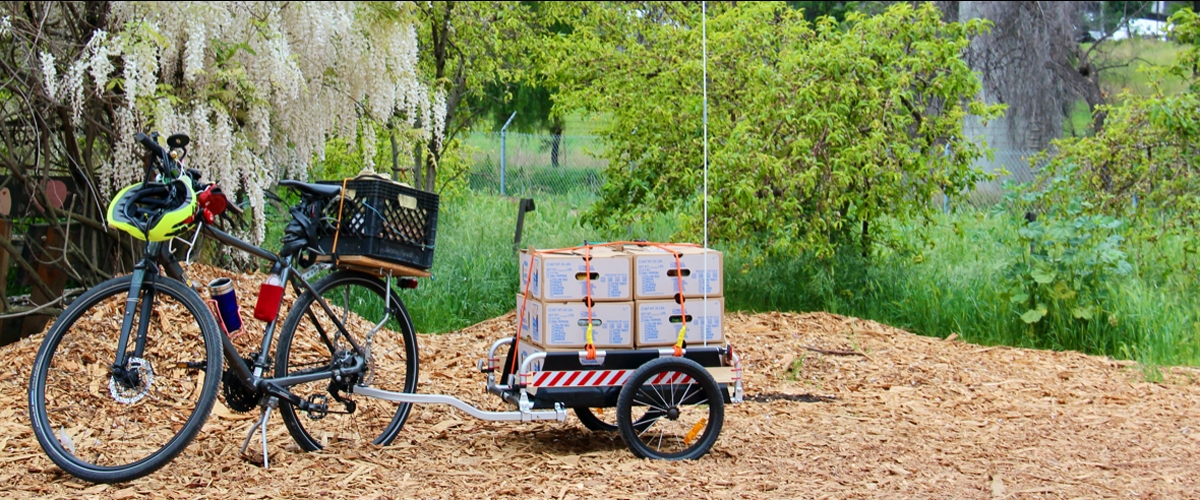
[202,224,282,264]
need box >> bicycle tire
[275,270,419,451]
[28,274,222,483]
[616,356,725,460]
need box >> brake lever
[218,210,246,231]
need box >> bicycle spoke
[30,273,220,482]
[275,272,417,452]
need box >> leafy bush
[539,2,1004,258]
[1003,176,1133,348]
[1032,9,1200,272]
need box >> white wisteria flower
[46,1,441,245]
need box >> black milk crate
[317,178,439,270]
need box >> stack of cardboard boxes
[515,244,724,370]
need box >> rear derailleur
[303,351,361,420]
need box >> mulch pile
[1,264,1198,499]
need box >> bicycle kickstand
[240,396,278,469]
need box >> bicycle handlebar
[135,132,166,159]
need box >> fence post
[942,142,952,214]
[500,111,516,196]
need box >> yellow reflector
[684,417,708,445]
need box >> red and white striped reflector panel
[529,370,695,388]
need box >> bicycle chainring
[221,356,262,413]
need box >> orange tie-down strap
[512,241,702,375]
[329,178,350,262]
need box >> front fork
[110,243,163,384]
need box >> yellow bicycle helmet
[106,179,197,241]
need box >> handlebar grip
[135,132,166,159]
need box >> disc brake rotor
[108,357,154,404]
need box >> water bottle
[253,264,285,322]
[208,277,243,333]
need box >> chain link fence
[466,131,607,198]
[956,149,1042,208]
[465,130,1045,209]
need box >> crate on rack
[317,177,439,270]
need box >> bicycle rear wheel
[276,270,418,451]
[28,274,222,483]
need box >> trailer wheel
[576,406,658,433]
[616,357,724,460]
[574,407,618,432]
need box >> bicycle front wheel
[276,270,419,451]
[28,274,222,483]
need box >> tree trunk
[390,127,401,182]
[958,2,1086,161]
[412,141,424,188]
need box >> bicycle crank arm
[257,380,307,409]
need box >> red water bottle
[253,264,285,322]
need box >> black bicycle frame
[112,220,374,410]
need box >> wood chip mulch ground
[1,264,1199,499]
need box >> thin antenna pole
[702,0,710,345]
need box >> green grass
[257,183,1199,367]
[722,210,1200,367]
[402,192,596,333]
[403,194,1200,367]
[1090,38,1190,99]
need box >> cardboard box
[515,340,556,372]
[519,247,632,302]
[516,293,541,342]
[635,297,724,347]
[516,294,634,349]
[626,245,723,299]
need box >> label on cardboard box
[516,341,547,372]
[516,293,543,344]
[635,298,724,347]
[517,295,634,349]
[627,245,723,299]
[519,247,632,301]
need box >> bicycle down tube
[155,223,373,405]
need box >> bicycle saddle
[279,180,341,199]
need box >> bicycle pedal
[305,394,329,420]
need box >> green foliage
[785,1,858,23]
[1002,178,1133,346]
[309,122,467,196]
[1034,9,1200,272]
[483,82,559,133]
[722,207,1200,366]
[538,2,1003,258]
[374,191,1198,367]
[410,1,543,189]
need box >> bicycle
[28,131,422,483]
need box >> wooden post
[0,219,9,343]
[513,198,536,252]
[20,226,69,339]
